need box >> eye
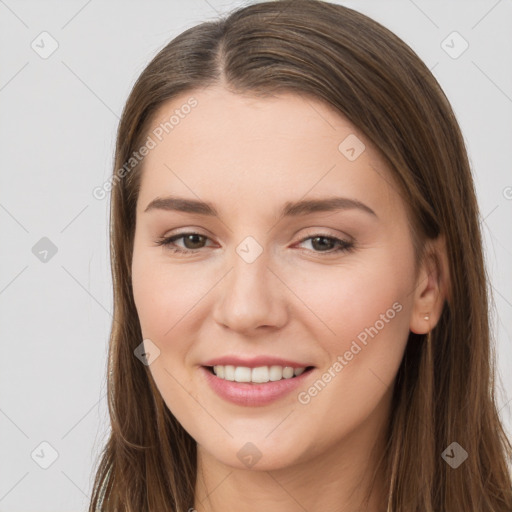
[154,232,211,254]
[295,233,354,255]
[154,231,354,256]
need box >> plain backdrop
[0,0,511,510]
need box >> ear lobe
[409,235,450,335]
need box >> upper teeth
[213,365,306,383]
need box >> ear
[409,235,450,334]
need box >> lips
[200,356,316,406]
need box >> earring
[424,313,430,321]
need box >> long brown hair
[89,1,512,510]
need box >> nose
[212,251,289,335]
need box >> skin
[131,86,448,512]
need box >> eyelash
[154,231,355,256]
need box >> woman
[89,0,512,510]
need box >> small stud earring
[424,314,430,321]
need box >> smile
[201,363,315,407]
[210,364,309,383]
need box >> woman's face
[131,86,426,471]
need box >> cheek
[286,246,415,410]
[290,261,413,442]
[131,248,203,341]
[131,250,203,415]
[287,251,414,343]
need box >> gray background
[0,0,511,510]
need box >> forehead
[136,86,401,218]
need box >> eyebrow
[144,195,377,219]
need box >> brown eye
[154,232,212,254]
[310,236,337,252]
[179,234,207,250]
[297,234,354,254]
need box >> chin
[197,431,312,473]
